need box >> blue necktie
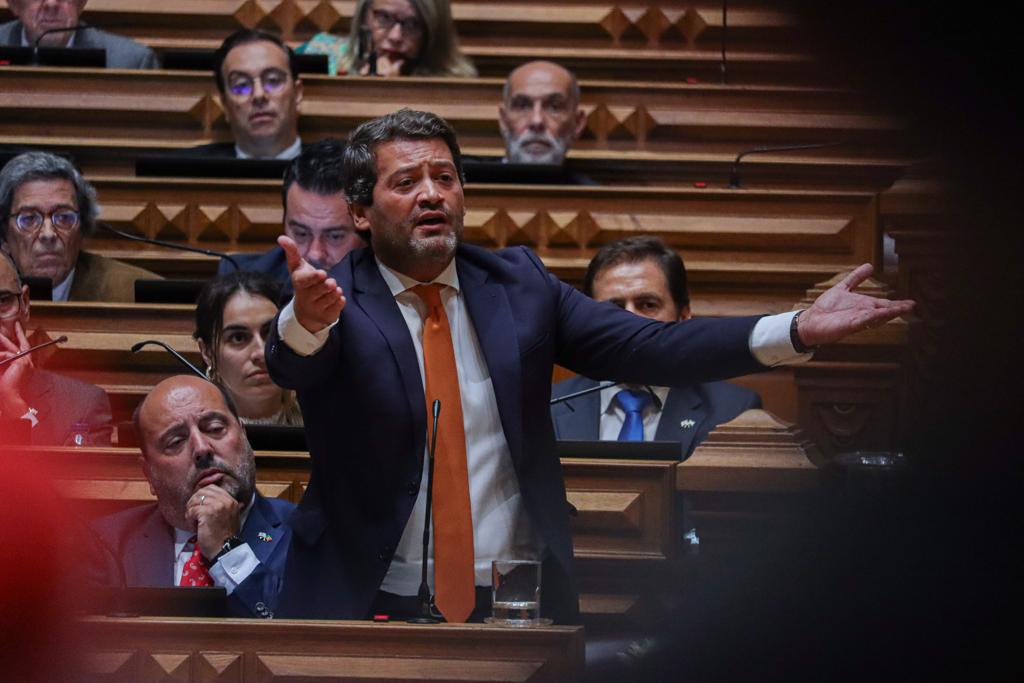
[614,389,652,441]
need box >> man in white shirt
[264,109,914,624]
[88,375,293,618]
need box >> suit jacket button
[379,545,394,561]
[407,482,419,496]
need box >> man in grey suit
[0,250,111,445]
[551,236,762,459]
[1,0,158,69]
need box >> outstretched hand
[797,264,915,348]
[279,235,346,334]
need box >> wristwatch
[210,535,244,564]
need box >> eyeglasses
[0,289,23,320]
[6,208,80,234]
[370,9,424,36]
[226,69,291,99]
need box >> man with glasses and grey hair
[0,250,111,444]
[0,151,158,302]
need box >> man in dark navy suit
[264,109,914,624]
[218,138,364,285]
[89,375,293,619]
[551,236,761,458]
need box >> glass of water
[487,560,550,626]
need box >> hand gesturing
[279,235,346,334]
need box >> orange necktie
[412,284,475,623]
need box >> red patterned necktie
[179,536,214,587]
[411,284,475,623]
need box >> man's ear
[350,202,372,234]
[678,304,692,322]
[294,78,304,112]
[139,455,158,497]
[19,284,29,326]
[572,106,587,141]
[498,104,510,139]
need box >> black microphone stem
[728,141,845,188]
[0,335,67,368]
[130,340,206,378]
[99,222,241,272]
[409,399,441,624]
[549,381,619,407]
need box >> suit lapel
[241,495,286,564]
[351,251,427,456]
[654,385,707,457]
[553,378,602,440]
[458,256,524,466]
[124,506,175,586]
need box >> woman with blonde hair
[298,0,476,77]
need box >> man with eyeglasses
[499,61,587,167]
[217,138,365,282]
[0,0,158,69]
[187,30,304,160]
[0,250,112,445]
[0,151,159,302]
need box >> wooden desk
[79,616,584,683]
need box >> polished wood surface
[79,616,584,683]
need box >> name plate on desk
[557,440,680,460]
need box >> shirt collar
[173,491,255,555]
[235,136,302,161]
[375,256,460,298]
[51,269,75,302]
[600,384,671,415]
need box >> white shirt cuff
[21,407,39,427]
[277,299,334,356]
[749,311,814,367]
[208,543,260,595]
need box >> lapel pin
[680,419,696,429]
[258,532,273,542]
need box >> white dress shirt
[51,269,74,302]
[172,494,259,594]
[277,260,810,593]
[235,137,302,161]
[598,385,672,441]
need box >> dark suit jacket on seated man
[264,109,914,625]
[0,0,158,69]
[0,251,112,445]
[550,235,761,459]
[88,376,293,618]
[0,151,159,302]
[217,138,364,284]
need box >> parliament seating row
[1,1,817,85]
[0,67,908,159]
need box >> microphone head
[54,335,68,344]
[129,341,149,353]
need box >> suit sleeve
[265,308,344,391]
[224,554,286,619]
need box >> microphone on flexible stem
[409,398,441,624]
[98,221,241,272]
[0,335,67,368]
[549,381,618,410]
[130,340,206,378]
[727,141,845,188]
[31,23,89,64]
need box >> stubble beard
[151,444,257,531]
[376,211,463,280]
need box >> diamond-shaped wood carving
[197,652,242,682]
[307,0,343,32]
[466,209,509,248]
[210,205,251,244]
[635,8,672,47]
[141,653,191,683]
[169,204,214,242]
[131,202,170,239]
[505,211,538,247]
[522,212,558,248]
[189,94,224,137]
[86,651,136,678]
[268,0,304,40]
[233,0,268,29]
[563,211,600,248]
[584,103,623,145]
[599,7,632,45]
[677,8,708,49]
[545,211,581,248]
[622,105,657,147]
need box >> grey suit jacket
[0,20,158,69]
[551,375,762,459]
[24,368,112,446]
[69,251,161,303]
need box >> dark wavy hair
[193,270,283,375]
[213,29,299,94]
[583,235,690,311]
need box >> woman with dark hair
[193,271,302,426]
[297,0,475,77]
